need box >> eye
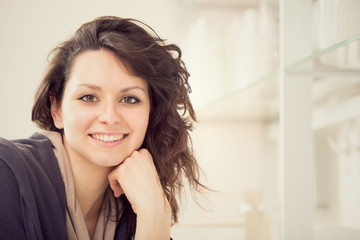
[121,96,139,104]
[79,94,98,102]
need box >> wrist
[135,197,171,240]
[136,192,171,217]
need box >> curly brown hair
[31,16,205,234]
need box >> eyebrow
[78,83,146,93]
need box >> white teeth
[91,134,124,142]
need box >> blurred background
[1,0,360,239]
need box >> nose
[98,102,122,125]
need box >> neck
[70,156,112,219]
[69,152,113,239]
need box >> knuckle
[117,165,126,175]
[139,148,149,155]
[132,150,140,157]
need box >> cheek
[62,105,95,130]
[131,109,150,134]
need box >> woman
[0,16,205,240]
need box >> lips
[90,134,126,142]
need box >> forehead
[66,49,148,90]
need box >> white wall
[315,119,360,230]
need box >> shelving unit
[197,33,360,124]
[194,1,360,239]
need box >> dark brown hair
[32,16,206,233]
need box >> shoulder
[0,132,66,203]
[0,134,67,239]
[0,158,27,238]
[0,136,32,193]
[0,133,58,207]
[0,134,52,180]
[0,132,66,211]
[0,137,31,176]
[0,158,21,198]
[0,133,53,162]
[0,136,22,157]
[0,133,59,175]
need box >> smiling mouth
[90,134,127,143]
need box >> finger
[108,173,124,197]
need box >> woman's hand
[108,149,171,240]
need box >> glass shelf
[285,32,360,72]
[196,32,360,123]
[195,73,278,122]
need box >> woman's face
[51,49,150,167]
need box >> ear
[50,95,64,130]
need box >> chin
[92,157,125,168]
